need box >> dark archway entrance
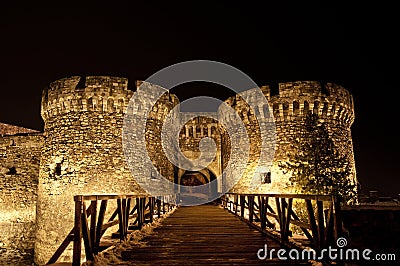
[180,172,208,187]
[177,170,218,202]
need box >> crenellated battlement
[41,76,134,121]
[270,81,354,126]
[276,81,353,108]
[223,81,355,127]
[178,115,221,139]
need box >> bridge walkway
[119,203,311,265]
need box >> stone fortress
[0,76,357,265]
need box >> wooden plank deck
[120,203,311,265]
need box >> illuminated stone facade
[267,81,357,193]
[0,77,357,265]
[0,126,42,265]
[177,81,357,194]
[35,76,149,264]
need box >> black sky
[1,2,399,197]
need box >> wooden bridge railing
[221,193,343,252]
[47,194,177,266]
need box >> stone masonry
[0,125,42,265]
[0,76,357,265]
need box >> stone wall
[0,123,39,136]
[122,81,178,197]
[145,89,180,183]
[35,76,147,265]
[218,81,357,194]
[220,87,275,193]
[178,115,224,182]
[0,133,43,265]
[268,81,357,193]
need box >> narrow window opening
[7,166,17,175]
[262,172,271,184]
[55,163,62,176]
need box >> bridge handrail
[224,192,337,202]
[47,194,177,266]
[221,193,343,254]
[73,193,175,201]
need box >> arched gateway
[175,169,219,201]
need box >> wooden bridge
[119,203,311,265]
[47,193,345,266]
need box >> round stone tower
[35,76,145,265]
[263,81,357,193]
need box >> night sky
[1,2,399,197]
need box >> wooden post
[138,198,144,229]
[144,198,150,221]
[324,202,335,247]
[73,198,83,266]
[117,199,125,240]
[157,198,161,218]
[122,198,127,238]
[81,201,94,261]
[149,197,154,223]
[89,200,97,252]
[162,197,166,214]
[126,198,131,233]
[249,196,254,223]
[240,195,246,218]
[136,198,141,229]
[260,196,266,230]
[234,195,238,215]
[306,199,318,249]
[317,200,325,250]
[143,197,147,222]
[333,196,343,241]
[279,198,287,241]
[284,198,292,240]
[95,200,107,253]
[275,197,283,238]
